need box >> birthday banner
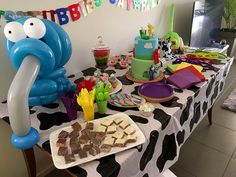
[0,0,160,26]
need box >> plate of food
[49,113,146,169]
[85,73,122,95]
[109,93,146,108]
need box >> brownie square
[58,130,69,139]
[69,130,80,138]
[56,138,66,147]
[78,149,87,159]
[64,154,76,164]
[79,135,89,144]
[83,144,92,152]
[58,147,68,156]
[69,137,79,146]
[71,122,82,131]
[86,122,94,130]
[71,143,81,154]
[91,138,101,146]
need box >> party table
[0,57,234,177]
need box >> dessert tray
[109,93,146,108]
[49,113,146,169]
[138,82,174,103]
[125,69,164,83]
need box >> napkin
[167,68,201,90]
[175,62,203,72]
[174,65,205,81]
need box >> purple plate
[138,82,173,99]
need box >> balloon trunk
[7,55,40,149]
[169,3,175,32]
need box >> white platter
[49,113,146,169]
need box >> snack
[79,135,89,144]
[58,147,68,156]
[114,137,127,147]
[114,117,124,125]
[107,125,117,134]
[78,149,88,159]
[69,130,80,138]
[119,121,130,129]
[95,125,107,133]
[71,144,81,154]
[103,137,115,146]
[100,144,112,153]
[58,130,69,139]
[100,119,113,127]
[56,138,67,147]
[112,131,124,139]
[126,135,137,144]
[86,122,94,130]
[64,154,76,164]
[109,74,118,88]
[124,126,136,135]
[71,122,82,131]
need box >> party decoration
[85,0,95,14]
[77,88,96,121]
[0,10,5,18]
[1,0,161,27]
[148,23,154,37]
[68,4,81,21]
[5,17,73,149]
[127,0,134,11]
[95,0,103,7]
[163,3,184,52]
[42,10,56,22]
[60,90,78,121]
[56,8,69,25]
[77,80,96,93]
[134,0,142,10]
[141,0,148,12]
[95,82,110,114]
[117,0,125,9]
[95,82,110,102]
[109,0,117,4]
[78,1,88,16]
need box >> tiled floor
[170,60,236,177]
[46,61,236,177]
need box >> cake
[131,25,161,81]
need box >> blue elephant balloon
[4,17,73,106]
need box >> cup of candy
[139,103,155,117]
[92,36,110,69]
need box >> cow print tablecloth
[0,57,234,177]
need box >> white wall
[0,0,198,176]
[0,0,198,100]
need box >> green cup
[97,100,108,114]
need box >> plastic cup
[97,100,108,114]
[92,48,110,69]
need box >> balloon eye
[4,22,27,43]
[23,18,46,39]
